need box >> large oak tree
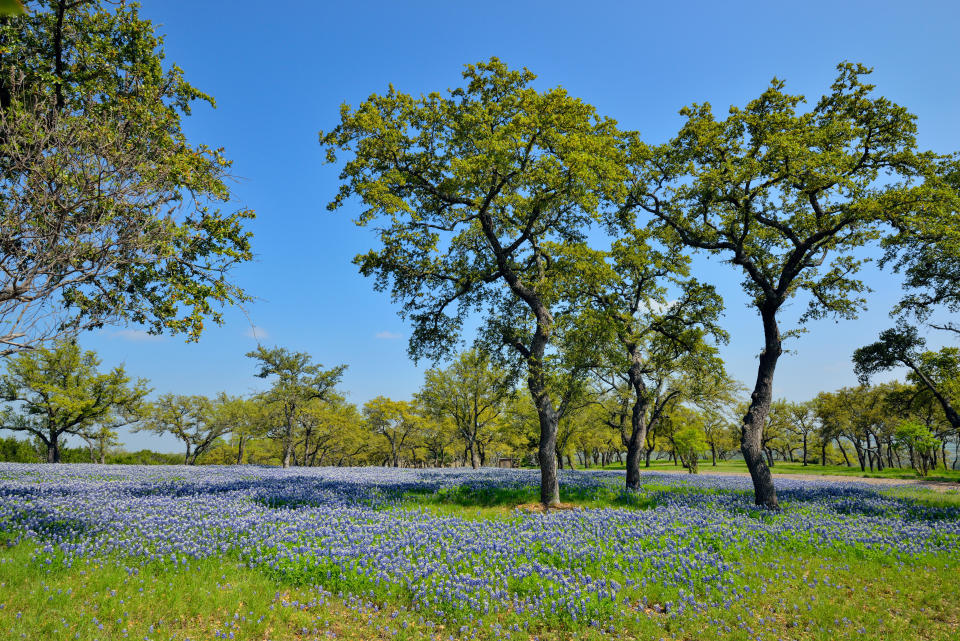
[320,59,627,505]
[0,1,253,353]
[622,63,954,507]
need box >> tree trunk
[532,388,560,505]
[469,443,480,469]
[236,436,246,465]
[624,356,652,490]
[46,432,60,464]
[835,438,851,467]
[741,306,780,509]
[282,415,295,468]
[625,402,651,490]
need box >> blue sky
[69,0,959,452]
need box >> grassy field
[581,458,960,483]
[0,465,958,640]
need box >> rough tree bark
[740,306,780,509]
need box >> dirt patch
[517,502,581,513]
[701,470,959,493]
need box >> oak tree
[854,324,960,431]
[247,346,346,469]
[576,228,727,489]
[320,59,627,504]
[622,63,952,507]
[137,394,225,465]
[417,349,512,469]
[0,340,147,462]
[0,1,253,354]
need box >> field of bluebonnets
[0,464,958,641]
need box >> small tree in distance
[247,346,346,469]
[417,350,512,469]
[0,340,147,462]
[895,420,941,477]
[137,394,225,465]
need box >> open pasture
[0,465,958,640]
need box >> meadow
[0,465,958,641]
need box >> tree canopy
[0,340,147,462]
[247,345,346,468]
[0,0,254,354]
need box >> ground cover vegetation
[0,465,958,640]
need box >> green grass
[878,485,960,509]
[0,543,446,641]
[587,458,960,483]
[395,482,657,519]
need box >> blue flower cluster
[0,463,957,637]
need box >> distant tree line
[0,340,956,481]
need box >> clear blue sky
[73,0,959,452]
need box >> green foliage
[895,420,942,477]
[0,1,27,17]
[362,396,419,467]
[672,422,707,474]
[246,345,347,468]
[881,155,960,329]
[628,62,948,325]
[0,434,39,462]
[417,349,513,468]
[0,0,254,353]
[136,394,228,465]
[319,56,627,361]
[854,324,960,430]
[0,340,148,462]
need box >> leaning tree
[621,63,956,508]
[854,324,960,432]
[320,59,627,505]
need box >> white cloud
[245,325,269,340]
[375,331,403,340]
[113,329,164,342]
